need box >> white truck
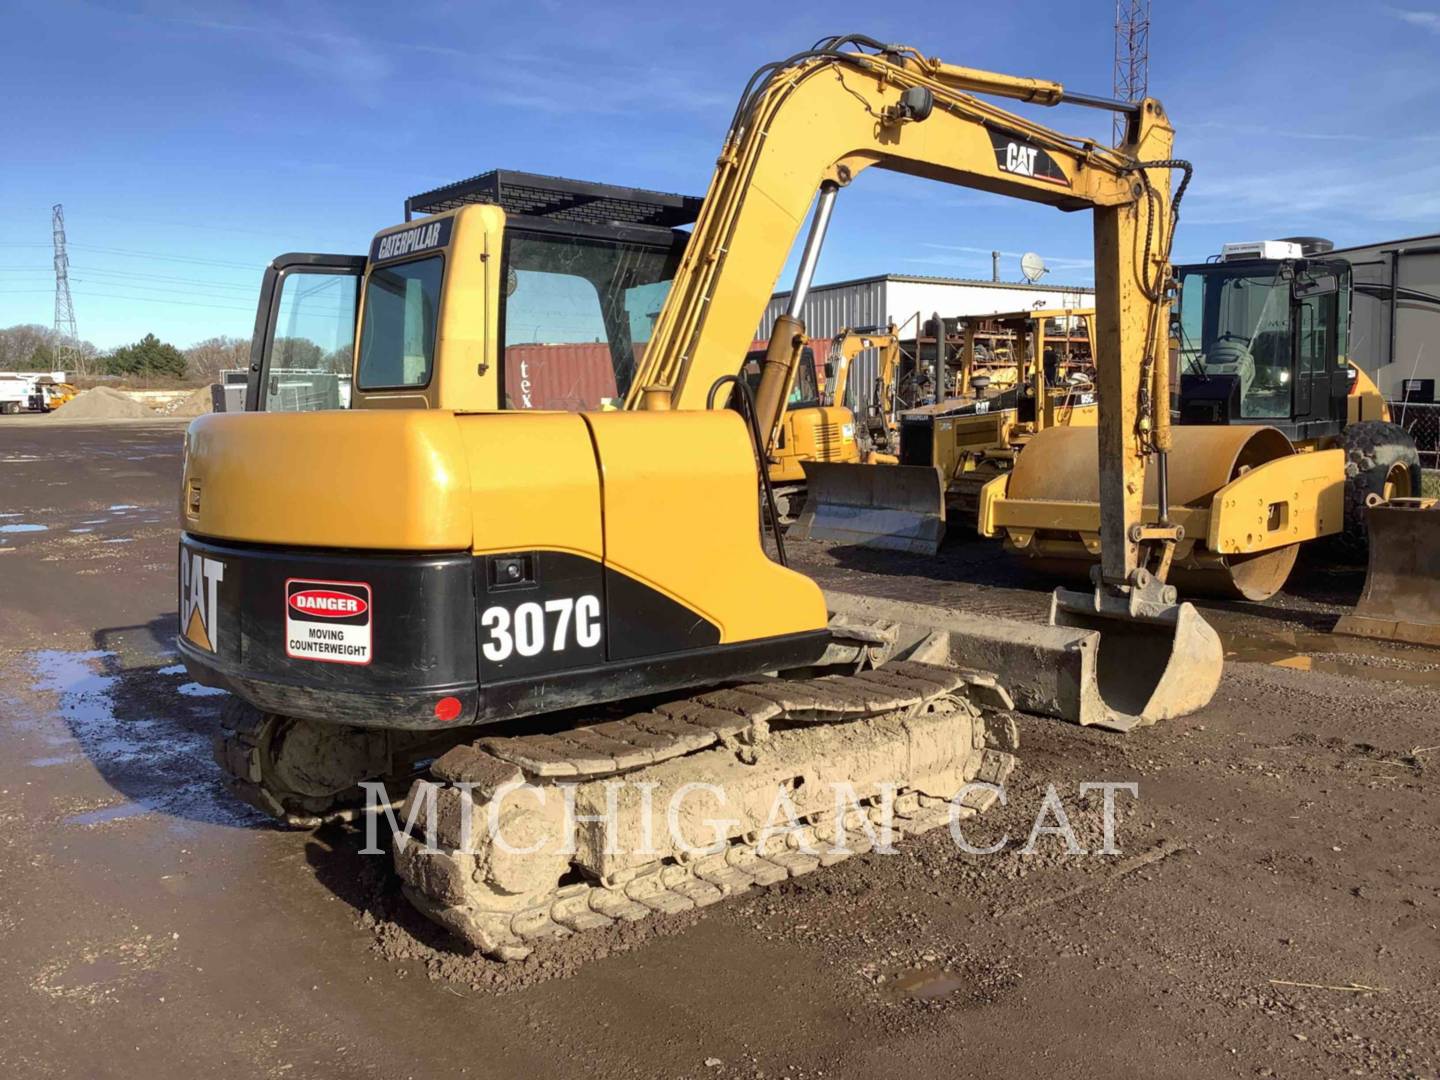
[0,375,32,414]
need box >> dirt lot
[1,419,1437,1079]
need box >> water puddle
[0,523,47,534]
[177,682,226,698]
[27,649,259,827]
[885,967,967,1002]
[1223,628,1440,689]
[68,802,149,826]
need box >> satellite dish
[1020,252,1048,282]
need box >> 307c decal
[480,595,601,661]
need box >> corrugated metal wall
[760,279,890,348]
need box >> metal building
[761,273,1095,408]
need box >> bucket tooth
[1334,499,1440,647]
[791,461,946,554]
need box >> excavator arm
[626,36,1179,600]
[826,324,901,414]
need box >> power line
[68,243,261,269]
[69,290,256,313]
[67,266,258,290]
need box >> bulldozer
[981,239,1423,600]
[178,37,1221,959]
[795,307,1098,552]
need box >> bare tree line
[0,323,250,382]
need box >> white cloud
[1385,6,1440,32]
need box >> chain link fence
[1390,400,1440,469]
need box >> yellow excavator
[822,323,905,460]
[741,342,860,520]
[179,37,1221,959]
[797,307,1098,552]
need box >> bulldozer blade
[792,461,945,555]
[1049,587,1224,731]
[824,589,1222,733]
[1334,499,1440,647]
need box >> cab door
[245,253,365,411]
[1292,269,1341,425]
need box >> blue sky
[3,0,1440,350]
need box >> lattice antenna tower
[1113,0,1151,146]
[52,203,80,372]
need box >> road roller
[980,240,1423,601]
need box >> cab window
[357,256,443,389]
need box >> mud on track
[1,420,1437,1079]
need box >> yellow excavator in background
[741,341,860,520]
[179,36,1220,959]
[822,323,905,460]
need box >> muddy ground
[1,419,1437,1079]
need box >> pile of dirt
[162,385,216,418]
[48,386,155,420]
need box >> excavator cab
[242,171,700,417]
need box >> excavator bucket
[1334,498,1440,646]
[825,587,1223,733]
[791,460,946,555]
[1048,586,1225,730]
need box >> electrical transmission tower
[52,203,81,373]
[1113,0,1151,146]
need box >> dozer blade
[825,586,1223,733]
[1334,499,1440,647]
[792,460,945,555]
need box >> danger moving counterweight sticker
[286,578,372,665]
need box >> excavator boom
[625,38,1177,597]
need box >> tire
[1339,420,1420,558]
